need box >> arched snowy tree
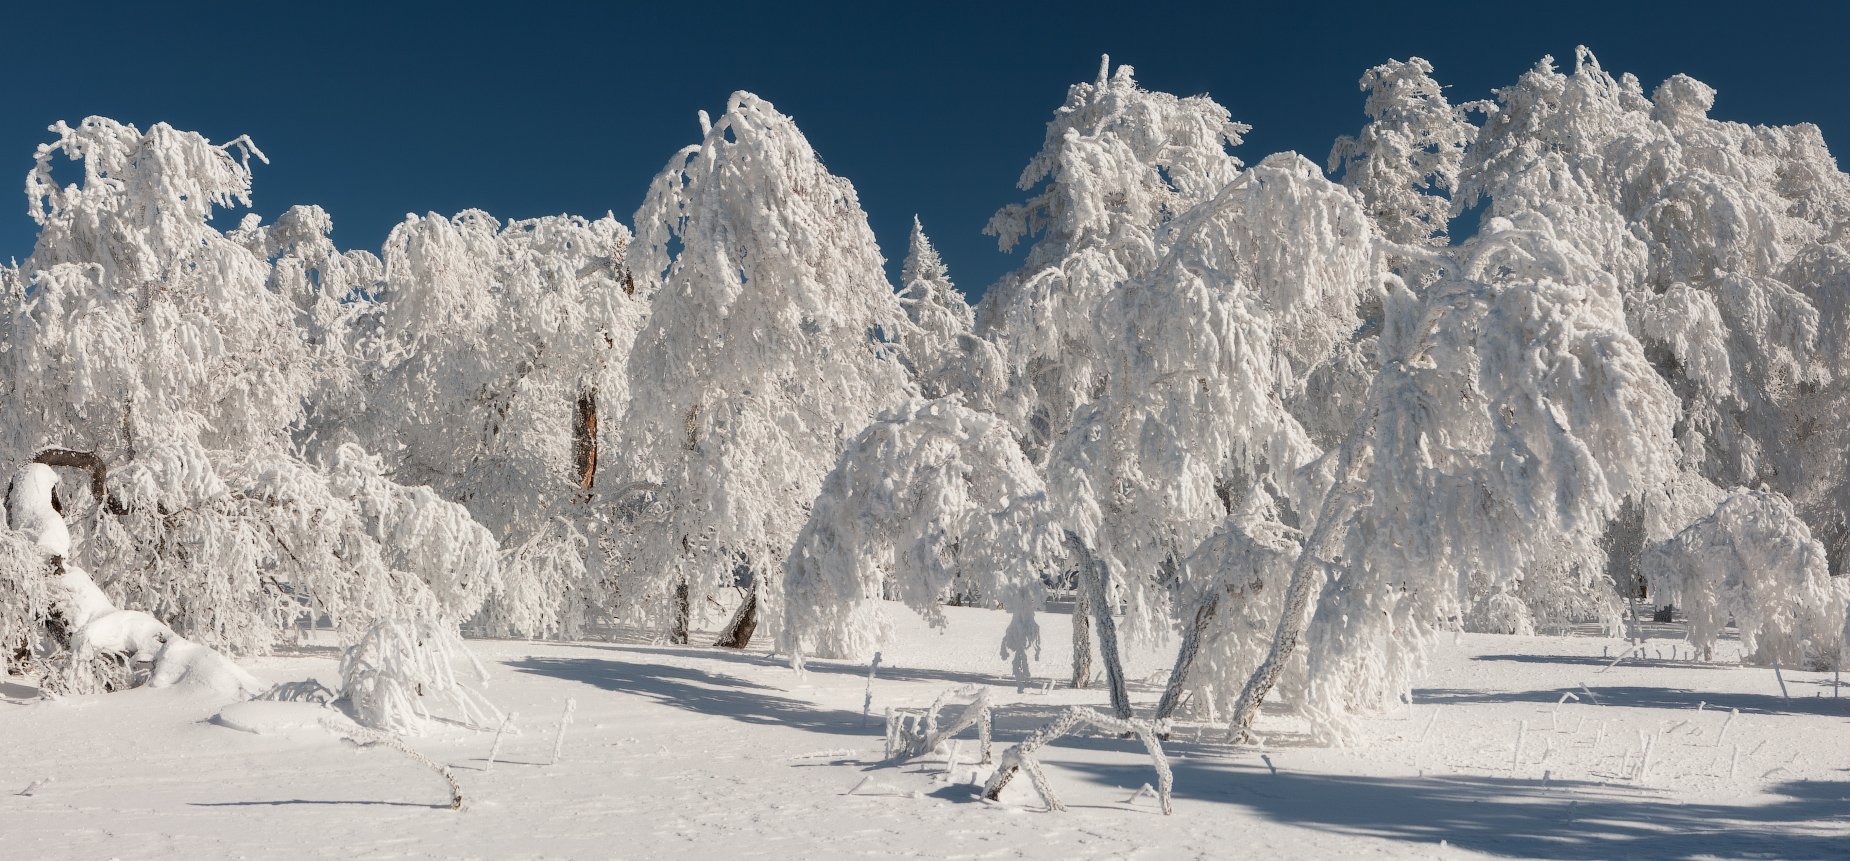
[977,57,1250,691]
[617,93,913,647]
[0,118,498,671]
[779,399,1059,680]
[1048,153,1381,718]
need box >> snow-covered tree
[0,118,498,666]
[1229,212,1681,742]
[976,57,1250,690]
[354,209,646,638]
[779,399,1059,680]
[977,56,1248,457]
[1049,153,1381,717]
[896,218,1004,409]
[1458,48,1850,593]
[1644,489,1848,667]
[617,93,913,647]
[1329,57,1475,248]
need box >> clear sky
[4,1,1846,300]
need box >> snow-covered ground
[4,605,1847,860]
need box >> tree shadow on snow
[1474,653,1729,671]
[506,656,865,735]
[1051,756,1850,859]
[189,798,447,810]
[1417,685,1850,718]
[542,641,1018,689]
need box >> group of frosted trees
[4,49,1847,742]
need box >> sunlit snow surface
[4,605,1846,859]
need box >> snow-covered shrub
[1644,489,1849,667]
[339,617,501,736]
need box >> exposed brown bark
[572,389,598,499]
[32,449,127,514]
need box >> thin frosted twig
[484,711,517,772]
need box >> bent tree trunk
[32,449,127,514]
[1154,593,1219,723]
[1065,532,1130,719]
[715,585,758,649]
[1071,580,1093,689]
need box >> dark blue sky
[5,2,1846,300]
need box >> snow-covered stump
[982,706,1173,815]
[884,685,993,765]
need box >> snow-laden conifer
[897,218,1004,409]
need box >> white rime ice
[3,47,1849,781]
[1644,489,1849,667]
[780,399,1059,675]
[617,92,912,644]
[0,118,498,672]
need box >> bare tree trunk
[1065,532,1130,719]
[1226,462,1362,741]
[1071,579,1093,689]
[1155,594,1218,723]
[571,389,598,501]
[715,586,758,649]
[670,580,690,645]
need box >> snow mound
[212,701,357,737]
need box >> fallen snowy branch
[884,685,992,765]
[982,706,1172,815]
[321,718,464,810]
